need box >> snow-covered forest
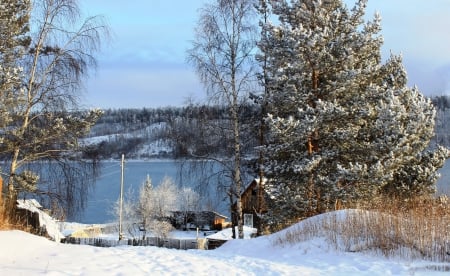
[83,98,450,160]
[432,96,450,147]
[83,105,260,159]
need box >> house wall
[241,180,268,214]
[171,211,227,231]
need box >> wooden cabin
[171,211,228,231]
[14,199,64,241]
[241,178,268,215]
[233,178,270,233]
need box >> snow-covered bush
[135,176,179,238]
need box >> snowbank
[207,226,257,240]
[1,217,447,275]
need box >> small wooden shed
[233,178,270,232]
[171,211,228,230]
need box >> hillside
[82,105,259,160]
[82,98,450,160]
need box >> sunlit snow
[1,209,448,275]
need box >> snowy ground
[1,211,449,275]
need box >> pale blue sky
[79,0,450,109]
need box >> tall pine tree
[258,0,448,225]
[0,0,30,131]
[0,0,31,213]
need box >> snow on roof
[253,178,268,184]
[16,198,43,210]
[16,199,64,242]
[212,211,228,219]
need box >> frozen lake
[77,159,450,224]
[77,160,231,224]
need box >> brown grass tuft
[0,204,12,230]
[272,196,450,262]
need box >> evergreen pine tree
[258,0,448,225]
[0,0,30,130]
[0,0,31,213]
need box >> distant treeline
[431,96,450,148]
[95,104,258,126]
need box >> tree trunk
[307,69,320,216]
[234,119,244,239]
[0,176,3,213]
[256,104,266,236]
[7,148,19,197]
[5,148,20,219]
[229,190,236,239]
[231,98,244,238]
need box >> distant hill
[432,96,450,148]
[82,97,450,160]
[81,105,259,160]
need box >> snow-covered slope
[1,210,448,275]
[82,122,173,159]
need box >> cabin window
[244,213,253,228]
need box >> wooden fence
[63,236,210,250]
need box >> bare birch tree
[177,186,201,230]
[187,0,257,239]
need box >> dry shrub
[0,204,39,233]
[0,204,11,230]
[271,196,450,262]
[371,196,450,261]
[271,218,321,247]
